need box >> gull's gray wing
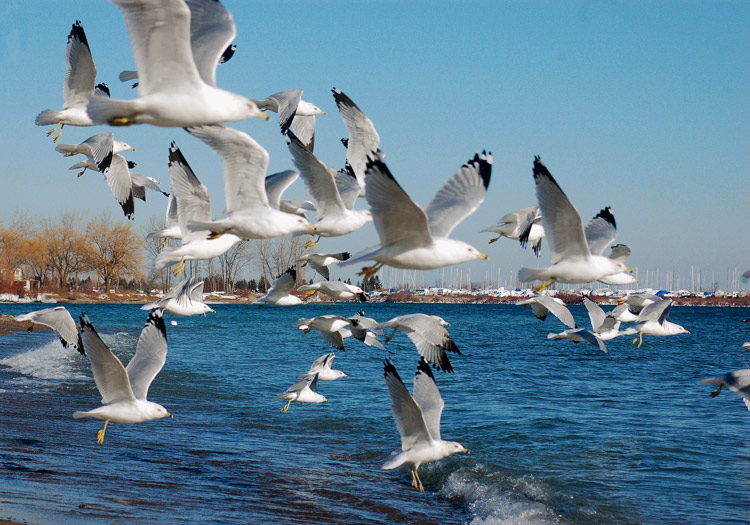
[381,314,460,373]
[364,151,432,249]
[125,309,167,400]
[15,307,84,355]
[534,295,576,329]
[584,207,617,256]
[119,70,138,82]
[188,280,205,303]
[412,358,444,441]
[287,132,347,218]
[130,173,168,197]
[291,114,316,151]
[608,243,631,263]
[533,156,590,264]
[104,153,135,220]
[265,170,299,210]
[187,124,271,214]
[332,88,380,195]
[583,297,606,332]
[334,167,361,211]
[637,298,672,324]
[63,21,96,109]
[132,182,146,202]
[184,0,236,87]
[168,142,212,241]
[267,268,297,298]
[266,90,303,135]
[81,132,115,173]
[569,328,608,353]
[383,359,433,450]
[79,314,135,404]
[308,261,329,281]
[313,325,345,350]
[425,151,492,238]
[111,0,204,96]
[275,376,313,400]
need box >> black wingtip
[331,87,358,111]
[76,332,86,356]
[127,160,137,170]
[592,206,616,230]
[365,150,398,185]
[284,266,297,281]
[220,43,236,64]
[121,192,135,220]
[79,313,98,339]
[69,20,90,49]
[145,308,167,341]
[383,358,400,380]
[95,83,110,97]
[340,137,349,149]
[341,252,351,261]
[445,336,462,356]
[416,357,439,380]
[466,150,492,190]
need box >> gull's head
[334,370,348,379]
[467,246,488,260]
[446,441,469,455]
[153,404,172,419]
[298,100,326,116]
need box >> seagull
[343,150,491,279]
[86,0,269,127]
[626,298,690,348]
[264,170,315,218]
[130,172,169,201]
[547,328,608,354]
[36,21,104,142]
[286,131,372,248]
[184,125,315,240]
[253,267,302,307]
[332,88,380,196]
[598,244,637,285]
[382,358,469,492]
[296,281,367,302]
[297,251,351,281]
[55,132,135,175]
[518,157,631,291]
[482,205,545,256]
[296,353,347,381]
[518,294,576,328]
[582,297,628,341]
[295,315,352,350]
[342,310,385,349]
[141,278,214,316]
[73,311,172,444]
[699,369,750,413]
[118,0,238,88]
[378,314,461,373]
[154,142,241,274]
[252,90,326,150]
[15,307,84,355]
[275,373,327,413]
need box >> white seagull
[295,315,352,350]
[382,358,469,492]
[582,297,628,341]
[36,21,105,142]
[598,244,637,285]
[518,157,631,290]
[55,132,135,176]
[86,0,268,127]
[252,89,326,150]
[297,251,351,281]
[626,298,690,348]
[154,142,241,275]
[286,131,372,248]
[482,205,545,256]
[343,150,491,279]
[378,314,461,373]
[296,353,347,381]
[296,281,367,302]
[74,311,172,444]
[141,278,214,316]
[184,125,314,240]
[699,369,750,413]
[253,267,303,307]
[15,307,84,355]
[518,294,576,329]
[332,88,380,196]
[275,373,327,413]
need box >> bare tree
[251,235,308,288]
[42,212,89,289]
[85,215,144,292]
[217,241,253,293]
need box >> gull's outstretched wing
[412,358,445,442]
[425,151,492,238]
[130,173,168,198]
[104,154,135,220]
[111,0,204,96]
[265,170,299,210]
[125,309,167,400]
[607,243,631,263]
[63,21,96,110]
[168,142,212,241]
[332,88,380,195]
[79,314,135,404]
[584,207,617,256]
[266,90,303,135]
[81,132,116,173]
[533,156,589,264]
[637,298,671,324]
[334,167,362,211]
[380,314,460,373]
[286,132,347,218]
[384,360,432,450]
[291,114,316,151]
[188,280,205,303]
[15,307,84,355]
[184,0,236,87]
[583,297,606,332]
[534,295,576,329]
[187,124,271,214]
[364,151,432,248]
[267,268,297,298]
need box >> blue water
[0,302,748,524]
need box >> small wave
[441,465,564,524]
[0,340,88,381]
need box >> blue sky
[1,1,748,289]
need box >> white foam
[0,340,88,381]
[441,466,561,525]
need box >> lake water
[0,302,748,524]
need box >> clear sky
[1,1,748,290]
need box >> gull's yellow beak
[320,110,327,115]
[208,308,216,313]
[307,223,318,232]
[463,448,470,454]
[477,252,489,260]
[256,110,271,121]
[130,147,136,151]
[625,267,634,273]
[167,413,173,418]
